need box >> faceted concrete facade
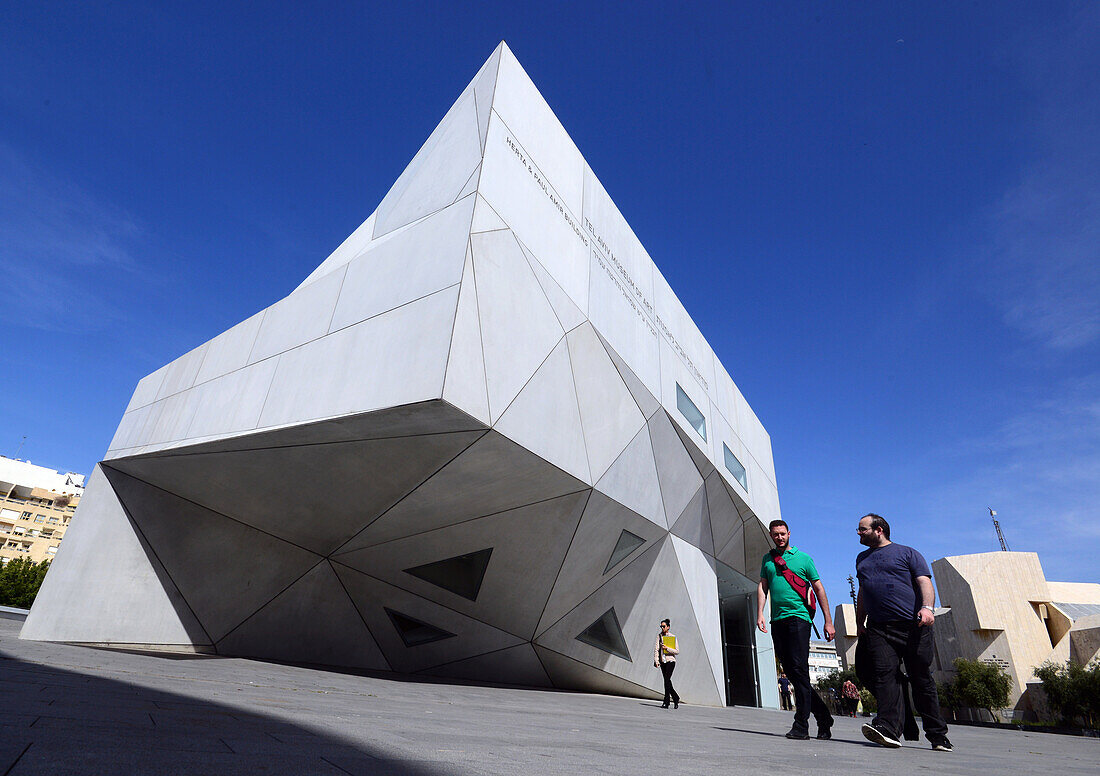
[24,43,781,707]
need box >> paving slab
[2,620,1096,775]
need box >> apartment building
[0,456,84,565]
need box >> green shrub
[0,557,51,609]
[1034,660,1100,729]
[952,658,1012,721]
[859,688,877,714]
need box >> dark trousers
[859,620,948,739]
[660,661,679,706]
[771,617,832,731]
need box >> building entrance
[717,560,764,706]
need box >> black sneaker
[816,718,834,740]
[785,727,810,740]
[861,722,901,748]
[929,735,953,752]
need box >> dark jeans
[859,620,948,739]
[771,617,832,731]
[660,661,679,706]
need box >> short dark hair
[863,513,891,540]
[768,519,789,531]
[661,619,671,627]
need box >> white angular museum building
[25,43,782,708]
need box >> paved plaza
[2,619,1095,775]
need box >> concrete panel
[329,196,473,334]
[659,337,712,452]
[216,561,389,670]
[125,364,169,413]
[671,535,724,699]
[248,266,347,365]
[374,88,482,239]
[295,212,377,292]
[492,44,584,215]
[533,646,661,699]
[456,165,480,201]
[651,267,717,405]
[594,423,666,530]
[535,536,723,705]
[705,471,746,565]
[258,285,458,428]
[747,456,780,527]
[470,195,508,234]
[332,563,525,674]
[471,44,502,152]
[715,516,748,578]
[107,403,154,454]
[194,311,264,384]
[422,643,551,687]
[535,490,668,637]
[338,430,585,552]
[737,395,776,489]
[22,466,206,645]
[145,390,202,447]
[594,329,660,420]
[518,238,586,332]
[712,410,752,502]
[442,248,491,425]
[104,467,321,643]
[337,490,587,641]
[495,338,590,484]
[566,324,646,481]
[742,519,773,579]
[155,343,209,401]
[670,482,714,557]
[587,249,661,401]
[582,165,656,323]
[111,430,484,557]
[648,411,704,529]
[478,115,590,314]
[185,357,280,440]
[470,229,564,423]
[670,410,716,479]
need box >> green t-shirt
[759,546,820,623]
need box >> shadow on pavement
[0,650,463,775]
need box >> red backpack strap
[770,550,817,620]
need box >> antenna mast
[989,508,1009,551]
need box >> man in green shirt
[757,519,836,740]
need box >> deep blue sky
[3,2,1098,604]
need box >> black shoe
[673,700,679,709]
[660,703,670,709]
[929,735,953,752]
[816,718,834,740]
[785,727,810,740]
[861,722,901,748]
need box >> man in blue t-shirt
[855,513,951,752]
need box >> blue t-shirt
[855,542,932,622]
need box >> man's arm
[756,578,769,633]
[811,579,835,641]
[855,588,865,636]
[915,575,935,626]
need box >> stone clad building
[25,43,784,708]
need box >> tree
[0,557,51,609]
[815,666,861,696]
[952,658,1012,722]
[1034,660,1100,729]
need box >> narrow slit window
[675,383,707,441]
[723,443,748,491]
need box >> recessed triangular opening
[604,529,645,575]
[403,547,493,601]
[384,607,456,647]
[575,607,631,661]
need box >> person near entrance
[653,618,680,709]
[855,513,952,752]
[756,519,836,740]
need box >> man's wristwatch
[920,606,935,612]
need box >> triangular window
[384,607,455,647]
[604,530,645,574]
[575,607,631,661]
[404,547,492,601]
